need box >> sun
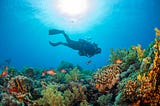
[56,0,89,16]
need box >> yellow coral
[154,27,160,36]
[142,57,150,64]
[137,74,141,81]
[37,84,65,106]
[65,67,80,83]
[133,44,145,62]
[123,27,160,105]
[138,44,145,62]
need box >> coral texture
[93,64,122,92]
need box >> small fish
[42,69,56,76]
[42,72,46,77]
[114,59,122,64]
[60,69,67,73]
[0,66,9,77]
[86,60,92,65]
[1,71,8,76]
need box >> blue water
[0,0,160,70]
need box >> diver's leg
[49,41,69,46]
[49,29,72,43]
[61,31,72,43]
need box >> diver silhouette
[49,29,101,57]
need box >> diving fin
[49,29,63,35]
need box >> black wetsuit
[49,31,101,57]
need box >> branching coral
[97,93,113,106]
[124,48,138,64]
[122,80,137,102]
[63,84,87,106]
[109,48,128,64]
[80,100,89,106]
[57,61,74,72]
[132,44,145,62]
[52,72,66,83]
[65,67,80,83]
[93,64,122,92]
[140,57,151,73]
[63,89,75,106]
[23,67,35,78]
[37,84,65,106]
[116,74,154,105]
[155,27,160,36]
[1,93,24,106]
[115,27,160,106]
[37,82,88,106]
[120,63,140,78]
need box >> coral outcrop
[5,75,37,105]
[65,67,80,83]
[93,64,122,92]
[114,27,160,106]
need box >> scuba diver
[48,29,101,57]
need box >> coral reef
[37,82,88,106]
[97,93,113,106]
[1,93,24,106]
[7,75,33,94]
[57,61,74,72]
[5,75,38,105]
[109,48,128,64]
[37,84,65,106]
[65,67,80,83]
[114,27,160,106]
[23,67,35,78]
[132,44,145,62]
[93,64,122,92]
[0,27,159,106]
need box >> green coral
[80,100,90,106]
[97,94,113,106]
[65,67,80,83]
[63,90,75,106]
[8,67,17,77]
[132,44,145,62]
[109,48,128,64]
[80,69,94,79]
[57,61,74,72]
[63,83,87,106]
[37,84,65,106]
[120,47,138,71]
[52,72,65,83]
